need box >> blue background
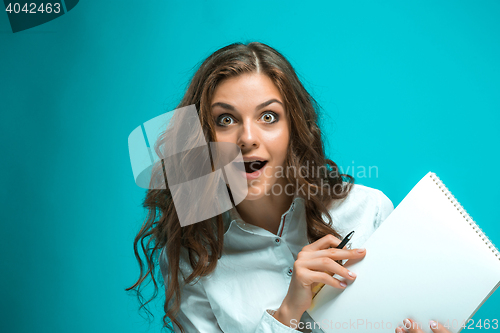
[1,1,499,332]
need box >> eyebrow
[211,99,283,112]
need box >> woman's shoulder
[328,182,393,214]
[159,245,194,286]
[324,182,394,242]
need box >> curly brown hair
[125,41,354,332]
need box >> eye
[261,111,278,124]
[215,112,279,127]
[216,114,235,127]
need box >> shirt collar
[222,191,305,236]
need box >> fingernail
[403,319,411,329]
[340,282,347,287]
[357,248,365,253]
[430,320,437,329]
[348,271,356,278]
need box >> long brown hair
[125,41,354,332]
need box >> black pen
[336,230,355,250]
[312,231,355,299]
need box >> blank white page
[307,172,500,333]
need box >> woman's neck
[235,190,295,235]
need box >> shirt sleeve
[168,277,224,332]
[159,248,223,333]
[374,189,394,228]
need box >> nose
[236,120,259,149]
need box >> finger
[429,320,451,333]
[309,271,348,290]
[402,318,425,333]
[303,257,357,282]
[395,326,408,333]
[303,234,341,251]
[299,247,366,261]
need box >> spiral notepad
[429,173,499,260]
[308,172,500,333]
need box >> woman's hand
[396,318,452,333]
[273,234,367,327]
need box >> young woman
[127,42,451,333]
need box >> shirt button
[274,238,281,245]
[286,267,293,276]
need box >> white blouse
[159,183,394,332]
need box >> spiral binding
[429,173,500,260]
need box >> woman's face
[211,73,290,200]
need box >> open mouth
[243,160,268,173]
